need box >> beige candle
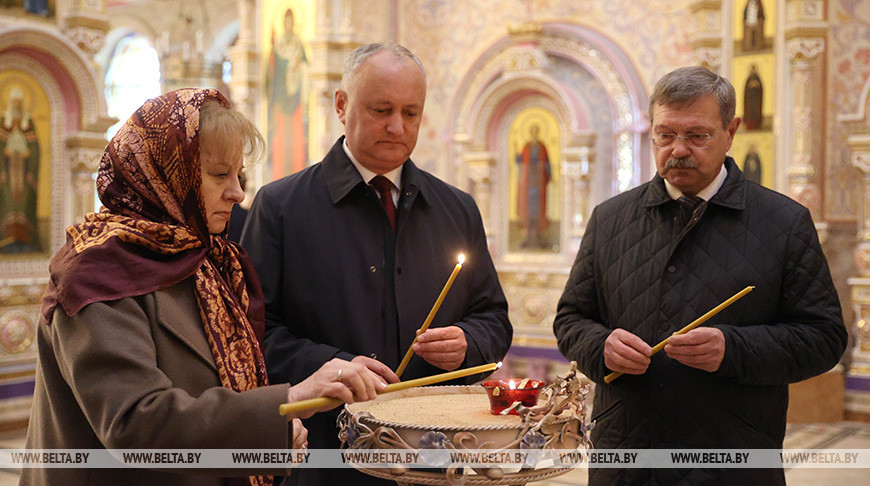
[279,361,500,416]
[603,285,755,384]
[395,254,465,378]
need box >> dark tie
[370,175,397,231]
[677,194,704,227]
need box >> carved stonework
[503,44,550,74]
[852,150,870,174]
[787,38,825,61]
[854,244,870,277]
[786,22,826,222]
[692,48,723,73]
[0,29,105,127]
[463,151,496,233]
[0,310,35,355]
[787,0,825,22]
[689,0,723,73]
[0,280,46,307]
[848,278,870,380]
[61,0,110,60]
[499,270,569,342]
[229,0,257,120]
[562,134,595,254]
[66,142,105,172]
[63,26,106,57]
[788,184,822,217]
[0,284,43,359]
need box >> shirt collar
[342,138,403,191]
[664,163,728,202]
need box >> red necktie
[370,175,397,231]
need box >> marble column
[785,0,827,239]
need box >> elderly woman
[22,89,385,486]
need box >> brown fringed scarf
[41,89,270,486]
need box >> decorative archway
[0,26,112,274]
[448,22,649,343]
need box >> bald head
[341,42,426,92]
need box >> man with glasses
[554,66,846,485]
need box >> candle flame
[457,254,465,264]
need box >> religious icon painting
[263,0,313,181]
[507,108,561,254]
[0,73,50,255]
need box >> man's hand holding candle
[664,327,726,372]
[603,329,652,376]
[413,326,468,371]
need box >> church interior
[1,0,870,483]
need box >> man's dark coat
[555,158,847,485]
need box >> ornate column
[463,151,497,236]
[784,0,827,237]
[229,0,258,119]
[66,131,109,220]
[689,0,724,73]
[307,0,359,163]
[60,0,110,69]
[561,133,595,255]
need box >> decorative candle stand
[338,363,591,486]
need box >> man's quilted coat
[554,158,847,485]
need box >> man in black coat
[242,42,512,485]
[554,66,847,485]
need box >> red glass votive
[481,379,545,415]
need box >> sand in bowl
[360,393,528,427]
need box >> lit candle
[482,378,544,415]
[604,285,755,384]
[279,361,500,416]
[395,254,465,378]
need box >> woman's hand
[291,418,307,449]
[285,358,387,419]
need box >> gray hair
[648,66,736,129]
[341,42,426,90]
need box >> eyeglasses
[651,132,714,149]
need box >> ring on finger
[337,369,343,381]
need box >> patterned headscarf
[41,89,270,486]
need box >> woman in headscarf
[22,89,385,486]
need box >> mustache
[664,157,698,170]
